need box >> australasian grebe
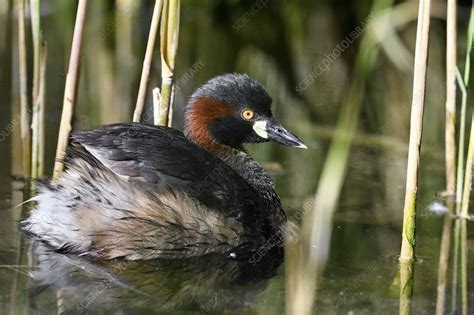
[21,73,306,260]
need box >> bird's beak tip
[263,119,308,150]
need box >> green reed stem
[460,218,468,315]
[455,0,474,213]
[463,1,474,85]
[460,88,474,218]
[455,69,467,216]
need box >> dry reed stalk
[452,219,461,312]
[152,87,162,124]
[157,0,180,126]
[133,0,163,123]
[52,0,88,179]
[31,41,47,177]
[399,0,431,262]
[37,42,46,176]
[445,0,456,202]
[435,1,457,312]
[30,0,40,101]
[17,0,31,177]
[399,260,415,315]
[398,2,431,312]
[30,0,42,178]
[167,87,174,126]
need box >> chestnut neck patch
[185,97,234,154]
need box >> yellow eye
[241,109,255,120]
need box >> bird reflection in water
[27,242,283,313]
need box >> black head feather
[189,73,272,116]
[185,73,273,149]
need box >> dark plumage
[21,73,306,260]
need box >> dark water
[2,143,472,314]
[1,1,474,314]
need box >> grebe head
[185,73,307,152]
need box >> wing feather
[70,124,263,223]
